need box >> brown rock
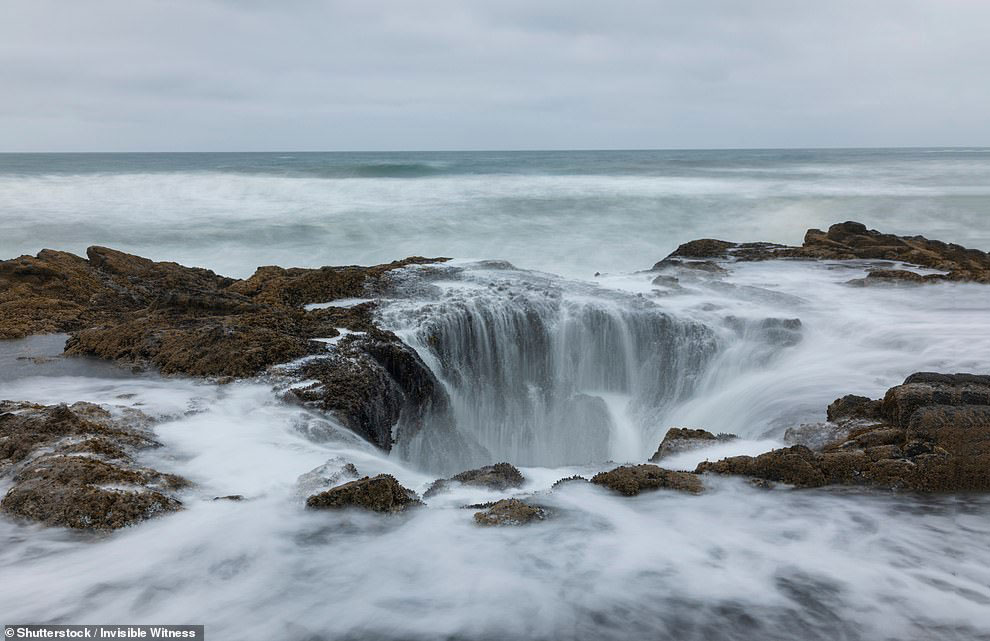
[650,427,736,462]
[473,499,547,526]
[696,446,826,487]
[653,222,990,283]
[591,464,703,496]
[305,474,423,513]
[424,462,525,498]
[0,401,188,530]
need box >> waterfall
[381,262,721,470]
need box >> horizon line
[2,145,989,155]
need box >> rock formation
[650,428,737,462]
[698,372,990,492]
[305,474,423,513]
[424,462,526,498]
[591,464,704,496]
[473,499,547,526]
[655,221,990,283]
[0,246,450,450]
[0,401,188,529]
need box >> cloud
[1,0,988,150]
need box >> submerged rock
[699,372,990,492]
[424,462,526,498]
[591,464,704,496]
[0,401,188,529]
[305,474,423,513]
[295,457,360,498]
[473,499,547,526]
[650,428,737,462]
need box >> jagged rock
[655,222,990,283]
[826,395,882,422]
[700,372,990,492]
[287,333,451,450]
[0,401,188,529]
[424,462,525,498]
[696,445,826,487]
[591,464,704,496]
[305,474,423,513]
[551,475,588,489]
[650,428,737,462]
[0,245,451,450]
[473,499,547,526]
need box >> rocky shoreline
[2,221,990,530]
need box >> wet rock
[696,446,826,487]
[473,499,547,526]
[295,457,360,498]
[846,269,930,287]
[654,222,990,283]
[213,495,245,501]
[826,395,882,422]
[0,245,452,451]
[287,332,452,451]
[650,428,737,462]
[424,462,525,498]
[661,239,737,260]
[591,464,704,496]
[551,475,588,489]
[701,372,990,492]
[0,401,188,530]
[305,474,423,513]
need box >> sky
[1,0,989,151]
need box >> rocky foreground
[2,221,990,530]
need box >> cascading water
[381,262,738,469]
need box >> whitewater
[2,149,990,640]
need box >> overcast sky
[1,0,988,151]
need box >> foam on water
[2,150,990,639]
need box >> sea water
[1,149,989,640]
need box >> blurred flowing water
[1,149,990,640]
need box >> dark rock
[213,495,244,501]
[305,474,423,513]
[473,499,547,526]
[662,239,737,260]
[591,464,704,496]
[424,462,526,498]
[650,428,736,462]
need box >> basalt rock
[0,401,188,529]
[473,499,547,526]
[655,222,990,283]
[650,428,737,462]
[0,245,450,449]
[305,474,423,513]
[287,330,452,451]
[699,372,990,492]
[591,464,704,496]
[424,462,526,498]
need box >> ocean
[1,149,990,640]
[2,148,990,278]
